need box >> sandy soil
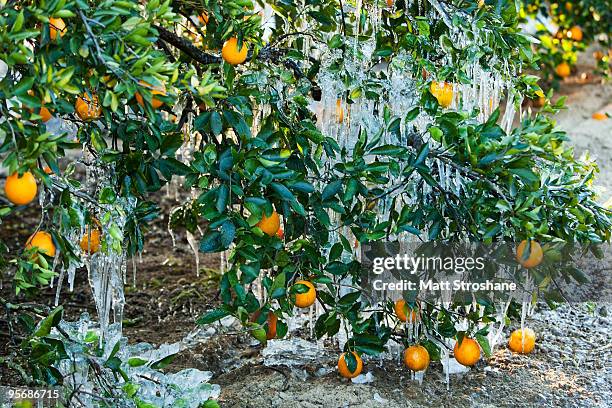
[553,78,612,196]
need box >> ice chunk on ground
[263,338,335,367]
[352,372,375,384]
[373,393,388,403]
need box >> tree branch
[154,26,313,83]
[154,25,221,65]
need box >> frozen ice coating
[51,315,220,407]
[263,338,337,368]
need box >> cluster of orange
[51,13,251,68]
[553,26,583,79]
[3,171,102,261]
[37,16,249,120]
[249,209,313,339]
[336,298,537,379]
[252,213,540,379]
[27,89,103,124]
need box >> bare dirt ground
[1,54,611,406]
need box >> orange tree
[0,0,611,398]
[521,0,611,83]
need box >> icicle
[132,255,137,287]
[444,348,450,390]
[186,230,200,276]
[54,268,65,307]
[67,263,77,292]
[49,252,60,288]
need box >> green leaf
[338,291,360,306]
[240,263,260,284]
[344,351,357,373]
[415,143,430,165]
[127,357,148,367]
[369,145,407,157]
[475,334,491,357]
[197,308,230,325]
[11,10,25,32]
[156,158,191,177]
[211,111,223,136]
[216,184,229,213]
[288,181,315,194]
[104,356,122,371]
[150,354,176,369]
[250,326,268,344]
[220,220,236,248]
[328,34,343,49]
[322,180,342,201]
[200,231,222,253]
[329,242,343,261]
[13,76,35,96]
[33,306,63,337]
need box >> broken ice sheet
[132,367,220,408]
[263,338,336,368]
[52,314,220,408]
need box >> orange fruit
[555,62,571,78]
[532,96,546,108]
[430,81,453,108]
[198,12,209,25]
[38,106,53,122]
[43,166,53,175]
[593,51,604,61]
[276,227,284,239]
[386,0,393,7]
[394,299,418,322]
[508,328,536,354]
[293,280,316,308]
[75,91,102,121]
[221,37,248,65]
[338,352,363,378]
[49,17,66,40]
[453,337,481,366]
[80,227,101,254]
[336,99,344,123]
[516,240,543,268]
[26,90,53,122]
[592,112,607,121]
[403,345,430,371]
[135,81,166,109]
[256,210,280,236]
[251,311,278,340]
[26,231,56,258]
[4,172,37,205]
[568,26,583,42]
